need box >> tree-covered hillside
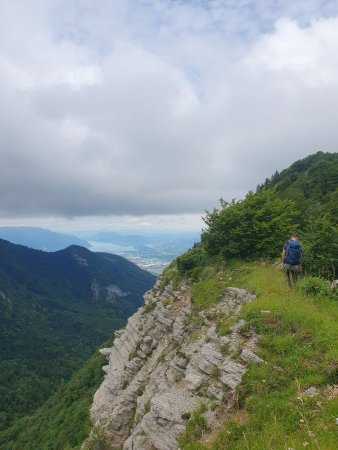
[0,343,109,450]
[179,151,337,279]
[0,240,156,429]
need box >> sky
[1,0,338,232]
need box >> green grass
[159,262,182,291]
[181,263,338,450]
[216,313,237,336]
[191,268,227,312]
[179,403,209,448]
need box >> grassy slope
[0,344,108,450]
[179,263,338,450]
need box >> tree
[202,189,297,260]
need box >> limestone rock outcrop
[84,278,262,450]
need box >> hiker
[282,232,303,287]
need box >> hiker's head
[290,231,298,240]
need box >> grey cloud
[0,1,338,219]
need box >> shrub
[176,244,206,275]
[202,190,297,260]
[298,276,331,298]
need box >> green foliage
[144,400,151,413]
[142,301,157,314]
[202,190,297,260]
[215,313,236,336]
[176,244,207,275]
[159,261,182,291]
[179,403,209,449]
[302,216,338,278]
[202,152,338,278]
[298,275,332,298]
[0,346,108,450]
[184,313,204,328]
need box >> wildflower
[303,442,309,447]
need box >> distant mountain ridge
[0,226,89,251]
[0,239,156,430]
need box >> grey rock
[207,384,224,401]
[207,325,218,339]
[240,348,264,364]
[220,358,246,389]
[174,355,188,370]
[185,373,204,391]
[102,365,109,374]
[304,386,318,397]
[172,316,185,344]
[85,279,262,450]
[99,348,111,357]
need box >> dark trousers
[284,264,302,287]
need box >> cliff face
[85,278,263,450]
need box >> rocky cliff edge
[83,277,264,450]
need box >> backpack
[285,240,302,265]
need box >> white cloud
[0,1,337,226]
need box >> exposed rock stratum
[83,278,263,449]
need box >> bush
[298,276,331,298]
[176,244,206,275]
[202,190,297,261]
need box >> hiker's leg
[284,264,291,287]
[292,267,297,286]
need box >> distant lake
[88,241,136,253]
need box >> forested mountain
[0,240,155,430]
[0,345,109,450]
[0,227,89,252]
[180,151,337,278]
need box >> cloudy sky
[1,0,338,231]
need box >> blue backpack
[285,240,302,265]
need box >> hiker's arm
[281,247,285,262]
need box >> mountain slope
[0,344,109,450]
[83,263,337,450]
[81,152,337,450]
[0,240,156,429]
[0,226,89,251]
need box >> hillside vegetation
[168,151,338,449]
[175,262,337,449]
[0,343,109,450]
[0,240,155,430]
[179,151,337,279]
